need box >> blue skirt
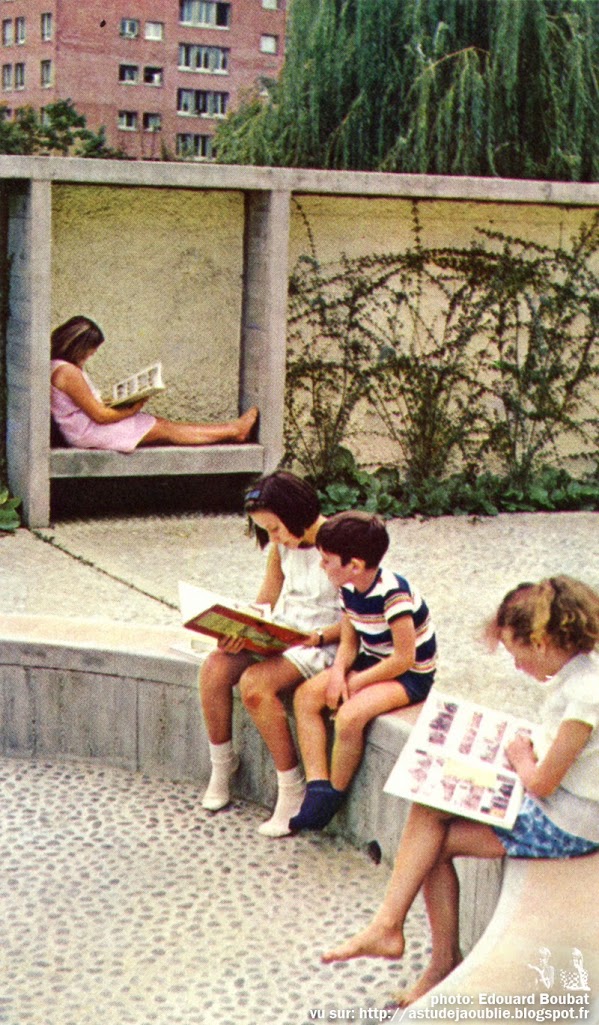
[493,795,599,858]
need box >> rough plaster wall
[289,197,598,469]
[289,196,596,261]
[51,185,244,423]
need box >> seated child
[322,575,599,1007]
[50,316,258,451]
[290,511,437,832]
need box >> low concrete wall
[0,614,502,954]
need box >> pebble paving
[0,758,429,1025]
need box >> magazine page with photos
[384,689,539,828]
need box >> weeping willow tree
[215,0,598,180]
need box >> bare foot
[391,955,462,1006]
[233,406,259,443]
[322,923,405,964]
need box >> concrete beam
[6,180,52,527]
[240,190,291,472]
[0,155,598,206]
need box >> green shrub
[0,485,20,532]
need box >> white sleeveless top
[273,544,341,633]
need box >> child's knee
[294,671,329,714]
[334,704,366,740]
[239,668,263,710]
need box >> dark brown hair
[316,511,389,569]
[244,471,321,548]
[489,575,599,654]
[51,316,104,366]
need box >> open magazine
[176,581,308,658]
[106,361,165,408]
[384,689,538,828]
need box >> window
[2,63,11,89]
[120,18,139,39]
[118,110,138,130]
[119,64,139,84]
[41,13,53,41]
[143,66,163,86]
[176,132,214,159]
[145,21,164,41]
[14,61,23,88]
[2,20,13,46]
[177,88,228,117]
[262,0,279,8]
[143,112,161,132]
[179,2,230,29]
[260,34,278,54]
[14,15,24,43]
[40,59,52,86]
[178,44,228,73]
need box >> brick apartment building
[0,1,287,159]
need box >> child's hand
[325,665,349,711]
[301,630,321,649]
[217,635,246,655]
[506,732,536,772]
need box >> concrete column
[240,189,291,473]
[6,179,52,527]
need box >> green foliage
[0,485,20,532]
[285,205,599,512]
[215,0,598,181]
[317,457,599,520]
[0,100,126,159]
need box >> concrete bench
[414,851,599,1018]
[49,443,265,479]
[0,613,501,956]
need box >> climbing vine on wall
[284,203,599,515]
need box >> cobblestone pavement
[0,758,429,1025]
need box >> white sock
[202,741,239,811]
[258,766,305,838]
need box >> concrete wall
[2,157,598,524]
[51,185,245,423]
[288,196,599,468]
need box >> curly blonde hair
[488,576,599,653]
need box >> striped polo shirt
[341,565,437,675]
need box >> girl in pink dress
[50,316,258,452]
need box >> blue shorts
[493,795,599,859]
[351,652,434,705]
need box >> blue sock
[289,779,345,832]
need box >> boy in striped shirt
[290,511,436,832]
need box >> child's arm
[52,363,148,424]
[506,719,592,798]
[302,622,342,650]
[218,544,285,654]
[346,615,416,695]
[254,543,285,610]
[325,615,359,709]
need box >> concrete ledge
[415,852,599,1018]
[0,614,501,955]
[49,443,264,479]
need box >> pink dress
[50,359,157,452]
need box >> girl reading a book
[50,316,258,451]
[321,576,599,1006]
[199,471,342,837]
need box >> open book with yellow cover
[384,689,538,828]
[177,581,308,658]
